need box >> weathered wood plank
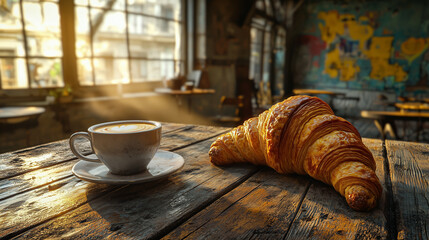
[163,138,388,239]
[13,137,259,239]
[163,168,311,239]
[0,160,76,201]
[385,140,429,240]
[0,125,230,239]
[0,122,189,180]
[0,177,122,239]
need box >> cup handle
[69,132,100,162]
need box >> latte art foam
[94,123,156,133]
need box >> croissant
[209,95,382,211]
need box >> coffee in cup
[69,120,161,175]
[93,122,156,133]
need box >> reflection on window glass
[0,0,64,89]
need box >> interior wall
[292,0,429,99]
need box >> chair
[214,95,245,127]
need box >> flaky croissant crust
[209,95,382,211]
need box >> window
[249,0,286,105]
[0,0,185,96]
[0,0,63,90]
[75,0,185,87]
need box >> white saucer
[72,150,184,184]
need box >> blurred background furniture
[360,110,429,141]
[214,95,245,126]
[0,106,45,145]
[154,88,215,112]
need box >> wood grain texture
[14,137,259,239]
[386,140,429,240]
[0,123,229,239]
[163,168,311,239]
[163,138,388,240]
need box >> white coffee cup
[69,120,161,175]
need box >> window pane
[29,58,63,88]
[130,59,148,82]
[251,18,265,30]
[249,28,263,82]
[273,0,284,22]
[0,2,26,57]
[89,0,125,11]
[92,9,127,57]
[25,0,58,2]
[131,60,174,81]
[23,1,62,57]
[262,30,271,83]
[255,0,264,10]
[75,0,89,5]
[128,14,178,59]
[77,58,94,86]
[93,58,129,85]
[128,0,181,21]
[128,14,176,37]
[75,6,91,57]
[274,28,285,96]
[0,58,28,89]
[264,0,273,16]
[195,0,206,61]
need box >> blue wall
[294,0,429,97]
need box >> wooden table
[361,110,429,141]
[395,102,429,112]
[0,106,45,124]
[0,122,427,239]
[292,89,344,96]
[0,106,46,145]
